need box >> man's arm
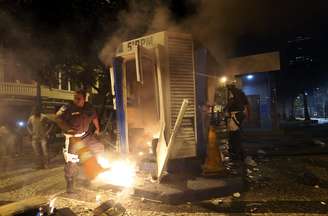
[46,105,73,133]
[244,104,251,120]
[89,104,101,135]
[26,117,32,135]
[92,117,100,135]
[46,122,54,136]
[41,114,52,136]
[242,93,251,120]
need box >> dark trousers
[229,129,248,180]
[229,129,244,161]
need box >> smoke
[0,8,54,82]
[98,0,257,65]
[100,0,327,65]
[99,0,249,65]
[99,1,177,65]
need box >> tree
[0,0,126,112]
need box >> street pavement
[0,132,328,215]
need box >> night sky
[1,0,327,57]
[0,0,328,121]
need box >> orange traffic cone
[82,156,105,180]
[202,125,225,176]
[46,114,106,180]
[73,140,105,180]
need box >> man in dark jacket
[55,89,103,193]
[224,84,250,163]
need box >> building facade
[225,51,281,130]
[0,47,74,127]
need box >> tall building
[286,36,314,66]
[281,35,328,120]
[225,51,281,129]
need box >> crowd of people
[0,124,19,157]
[0,109,57,170]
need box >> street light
[17,120,25,128]
[220,76,227,83]
[246,75,254,80]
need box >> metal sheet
[167,34,197,158]
[157,99,189,181]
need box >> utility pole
[36,71,42,111]
[302,91,310,121]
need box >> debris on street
[93,199,126,216]
[210,198,223,205]
[312,139,326,147]
[302,171,320,186]
[244,156,257,167]
[232,192,241,198]
[257,149,267,155]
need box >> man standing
[224,84,250,164]
[27,108,52,169]
[55,89,103,193]
[0,124,16,171]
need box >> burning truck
[109,31,227,181]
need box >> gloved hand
[65,129,77,135]
[94,129,100,136]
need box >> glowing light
[138,151,144,156]
[17,121,25,127]
[147,141,151,147]
[96,158,136,187]
[97,156,111,168]
[220,76,227,83]
[246,75,254,80]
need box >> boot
[66,177,75,194]
[42,155,49,169]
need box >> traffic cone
[202,125,225,176]
[45,114,107,180]
[81,156,105,180]
[73,141,105,180]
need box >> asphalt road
[0,136,328,215]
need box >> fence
[0,82,74,100]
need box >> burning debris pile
[94,156,137,188]
[45,196,127,216]
[94,200,126,216]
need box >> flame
[96,156,136,187]
[97,156,111,168]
